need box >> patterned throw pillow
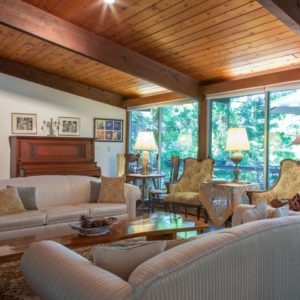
[0,187,25,215]
[288,193,300,211]
[97,176,125,203]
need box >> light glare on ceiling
[104,0,115,4]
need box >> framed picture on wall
[11,113,37,134]
[94,118,123,142]
[58,117,80,136]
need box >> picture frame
[58,117,80,136]
[94,118,123,142]
[11,113,37,134]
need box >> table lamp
[226,128,250,182]
[133,131,158,175]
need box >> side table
[199,181,260,227]
[126,173,165,204]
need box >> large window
[269,89,300,186]
[210,94,265,186]
[129,103,198,179]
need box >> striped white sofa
[21,215,300,300]
[0,175,140,240]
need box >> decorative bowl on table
[70,215,117,236]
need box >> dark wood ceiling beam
[122,92,185,108]
[199,67,300,95]
[0,57,123,107]
[257,0,300,35]
[0,0,200,99]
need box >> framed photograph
[94,118,123,142]
[11,113,37,134]
[58,117,80,136]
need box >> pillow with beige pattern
[97,176,125,203]
[0,186,25,215]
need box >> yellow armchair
[164,158,214,220]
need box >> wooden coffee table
[0,212,209,263]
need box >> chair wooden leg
[164,202,169,212]
[197,207,200,220]
[172,203,176,215]
[185,207,187,219]
[204,209,208,223]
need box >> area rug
[0,247,92,300]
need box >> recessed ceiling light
[104,0,115,4]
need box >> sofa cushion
[7,186,37,210]
[41,205,89,225]
[90,181,101,203]
[92,239,166,280]
[241,199,267,224]
[78,203,127,218]
[98,176,125,204]
[0,187,25,215]
[164,192,201,205]
[0,210,45,231]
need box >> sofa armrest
[124,183,141,219]
[21,241,132,300]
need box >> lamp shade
[226,128,250,151]
[133,131,158,151]
[292,134,300,145]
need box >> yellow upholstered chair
[248,159,300,204]
[164,157,214,220]
[232,159,300,226]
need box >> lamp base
[229,151,243,182]
[141,151,150,175]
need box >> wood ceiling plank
[256,0,300,36]
[152,17,283,61]
[128,0,258,52]
[109,0,208,44]
[173,31,297,73]
[0,0,200,98]
[139,7,269,61]
[0,57,123,106]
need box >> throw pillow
[241,199,267,224]
[90,181,101,203]
[98,176,125,204]
[288,193,300,211]
[7,186,37,210]
[273,205,289,218]
[270,198,288,208]
[0,186,25,215]
[92,238,166,280]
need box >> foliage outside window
[210,94,265,186]
[129,103,198,180]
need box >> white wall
[0,73,126,179]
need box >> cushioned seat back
[169,158,214,193]
[252,159,300,204]
[0,175,98,208]
[129,216,300,300]
[66,175,99,205]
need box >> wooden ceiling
[1,0,300,107]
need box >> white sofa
[0,175,140,240]
[21,215,300,300]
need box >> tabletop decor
[41,118,59,136]
[94,118,123,142]
[226,128,250,182]
[11,113,37,134]
[71,215,117,236]
[133,131,158,175]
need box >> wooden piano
[10,136,101,178]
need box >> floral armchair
[164,158,214,220]
[233,159,300,226]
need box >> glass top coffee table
[0,212,209,263]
